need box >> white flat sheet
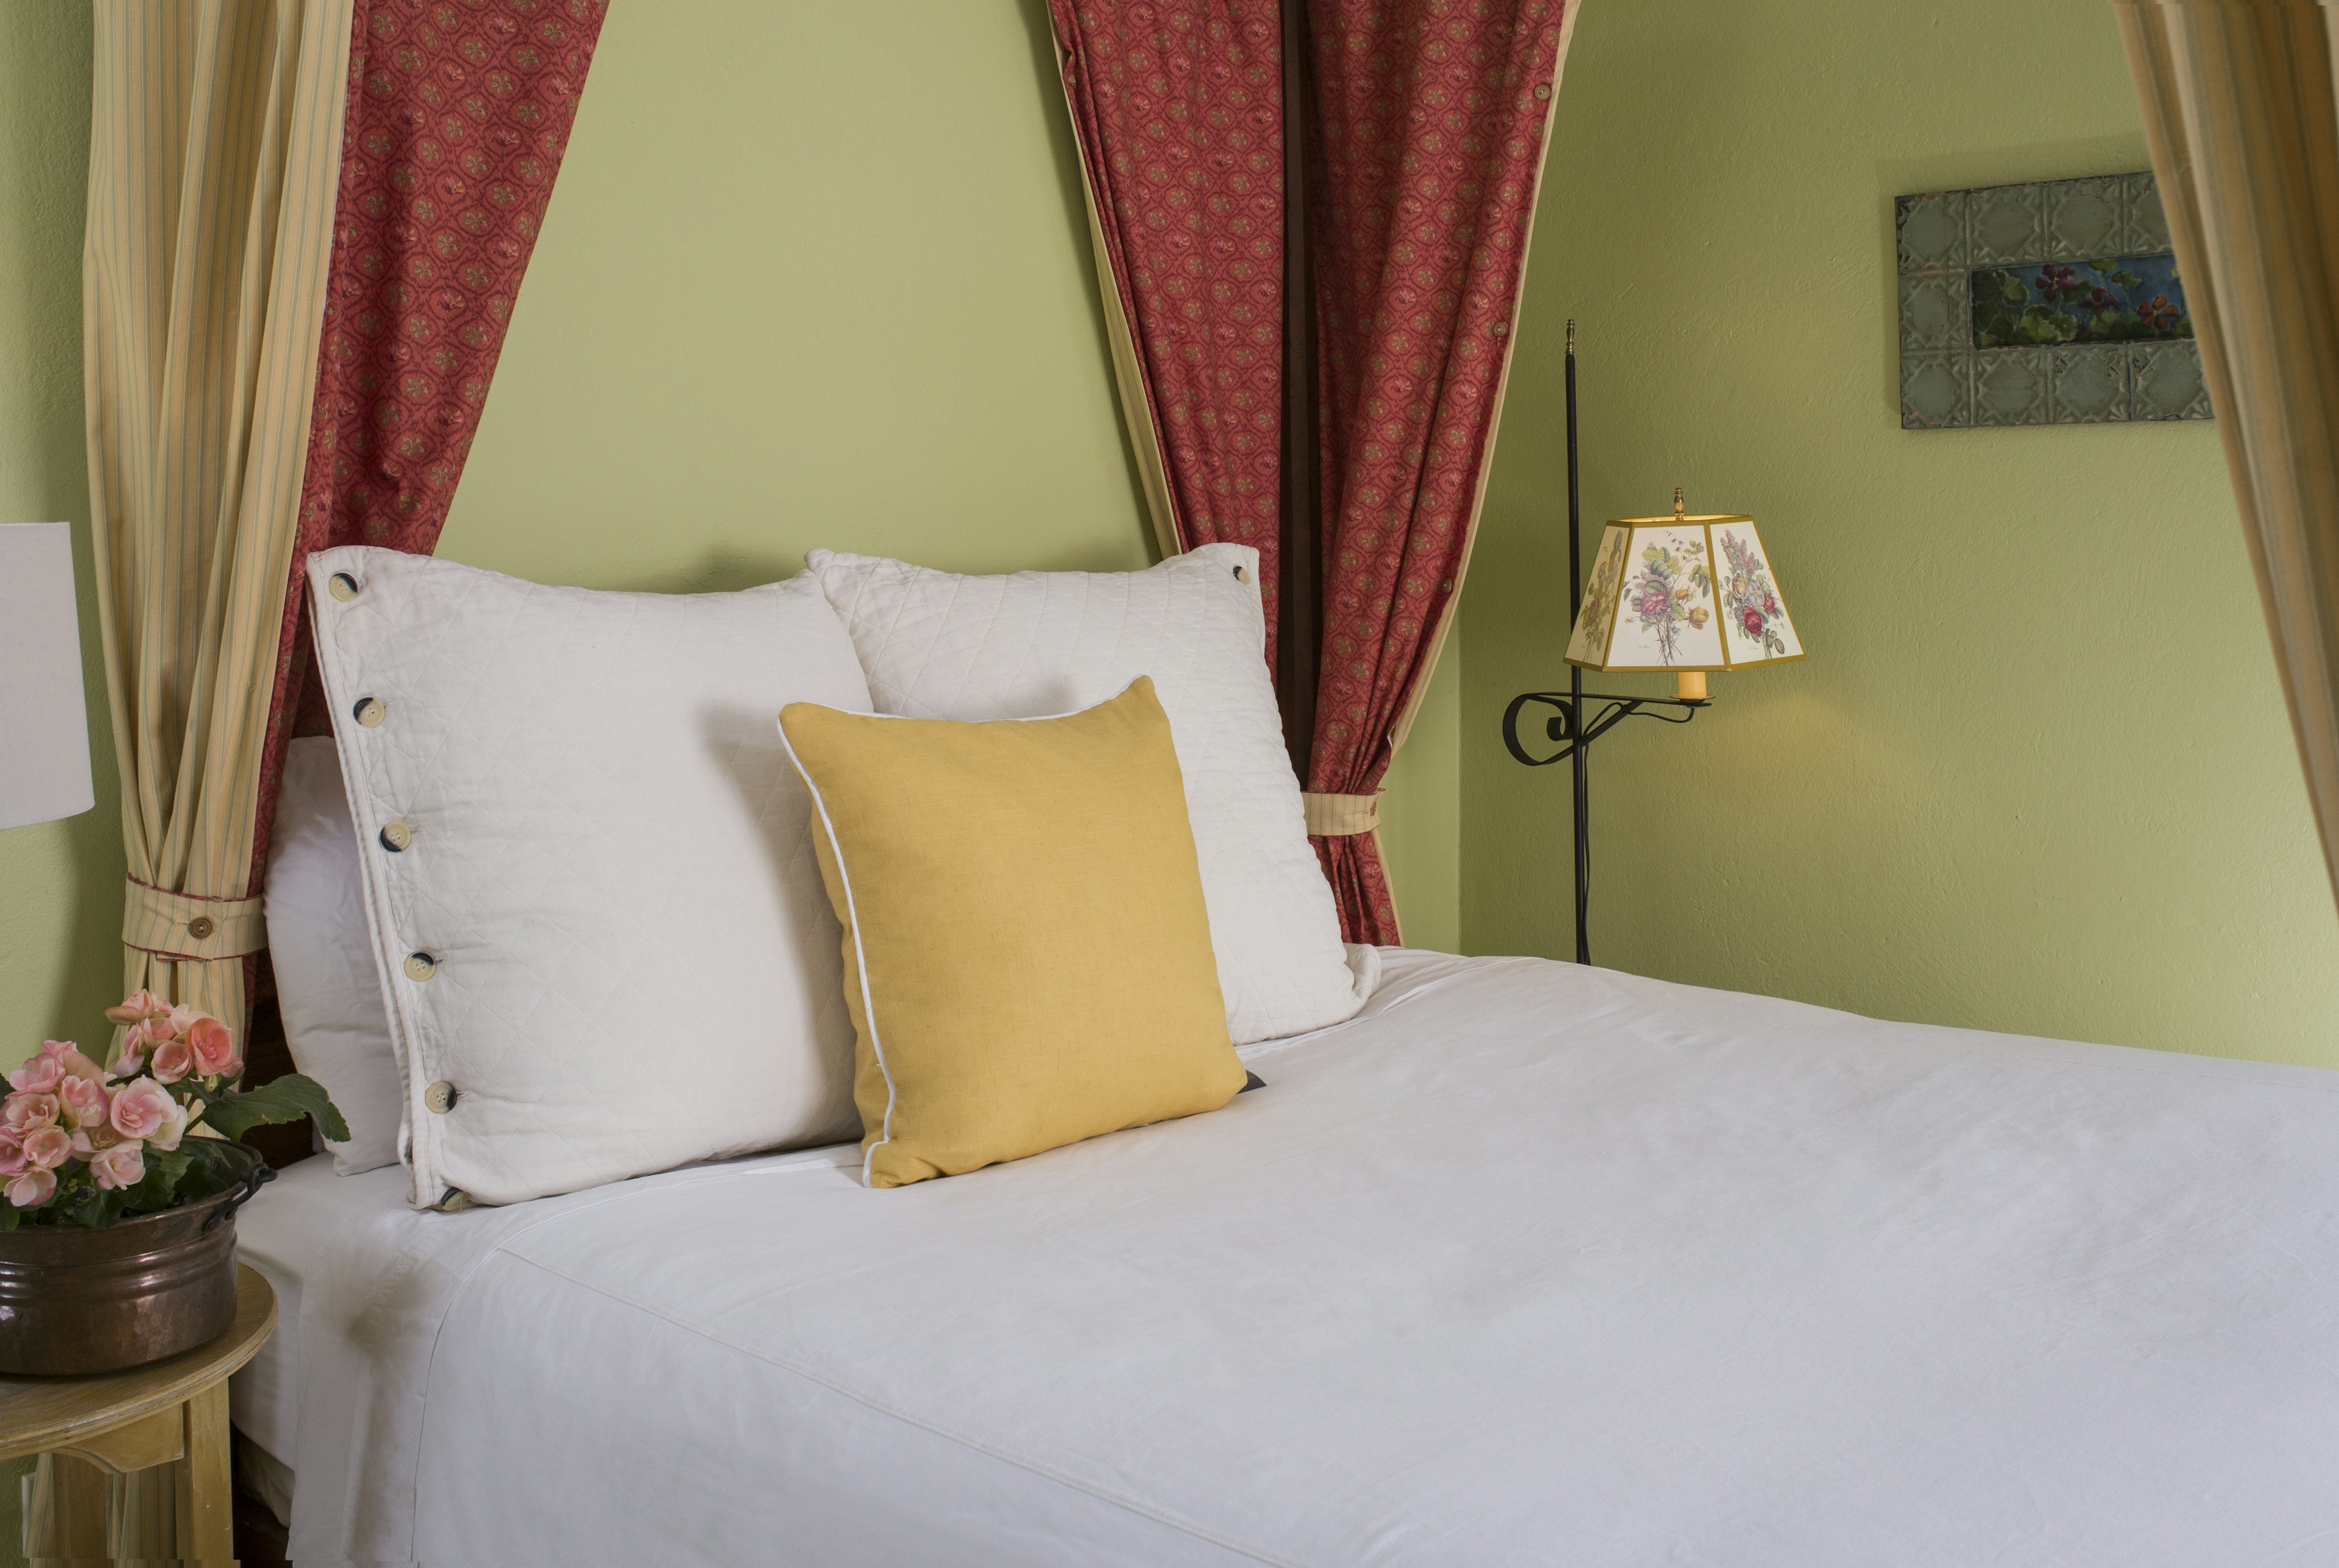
[231,951,2339,1566]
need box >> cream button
[423,1080,458,1114]
[403,952,437,982]
[353,697,387,728]
[1234,565,1251,585]
[327,572,359,602]
[379,821,413,852]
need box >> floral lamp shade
[1565,507,1802,675]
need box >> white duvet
[235,951,2339,1566]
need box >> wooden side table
[0,1262,276,1564]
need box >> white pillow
[805,544,1374,1044]
[305,548,870,1208]
[263,736,403,1175]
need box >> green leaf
[201,1072,350,1143]
[174,1136,241,1199]
[1973,304,2017,349]
[120,1169,173,1215]
[1977,270,2025,305]
[121,1147,193,1217]
[2110,269,2142,290]
[0,1203,19,1231]
[63,1184,124,1231]
[2014,306,2080,344]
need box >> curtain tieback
[1302,792,1381,837]
[121,879,267,962]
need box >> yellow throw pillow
[778,677,1248,1188]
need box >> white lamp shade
[0,523,97,829]
[1565,512,1803,673]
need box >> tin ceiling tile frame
[1897,171,2207,429]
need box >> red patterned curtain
[1049,0,1289,671]
[1054,0,1574,945]
[1304,0,1573,941]
[249,0,609,881]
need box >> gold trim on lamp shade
[1565,512,1804,675]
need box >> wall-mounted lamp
[1502,325,1803,963]
[0,522,96,832]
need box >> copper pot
[0,1147,273,1376]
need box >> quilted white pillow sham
[263,736,403,1176]
[306,548,870,1208]
[805,544,1374,1044]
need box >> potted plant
[0,992,347,1376]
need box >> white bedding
[231,951,2339,1566]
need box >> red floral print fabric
[1304,0,1567,942]
[249,0,607,888]
[1049,0,1289,670]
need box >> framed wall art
[1897,172,2209,429]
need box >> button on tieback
[120,879,264,961]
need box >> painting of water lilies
[1972,255,2190,348]
[1897,172,2210,427]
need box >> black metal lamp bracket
[1500,681,1708,968]
[1500,689,1707,768]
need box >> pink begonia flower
[57,1076,110,1132]
[4,1093,59,1133]
[57,1044,107,1085]
[149,1038,194,1085]
[6,1169,55,1208]
[21,1128,71,1170]
[186,1015,239,1079]
[90,1143,144,1191]
[0,1130,23,1177]
[110,1078,174,1142]
[7,1052,63,1096]
[116,1019,173,1074]
[71,1114,130,1154]
[146,1095,189,1153]
[104,990,168,1025]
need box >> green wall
[0,15,101,1548]
[0,0,1461,1077]
[442,2,1154,589]
[0,5,117,1061]
[1462,0,2339,1064]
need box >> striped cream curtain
[84,0,353,1038]
[2112,1,2339,909]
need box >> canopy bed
[28,0,2339,1564]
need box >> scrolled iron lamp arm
[1500,689,1706,769]
[1500,686,1707,969]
